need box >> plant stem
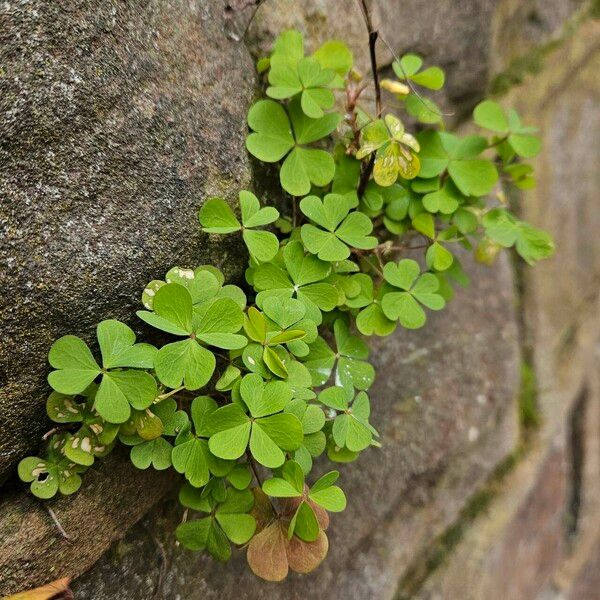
[356,0,382,198]
[247,452,278,515]
[157,386,185,401]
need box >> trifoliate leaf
[208,377,302,468]
[48,321,158,424]
[130,437,173,470]
[252,241,337,324]
[300,194,377,261]
[417,130,498,196]
[393,53,445,90]
[199,198,241,233]
[381,259,445,328]
[154,338,216,390]
[332,319,375,392]
[246,99,339,195]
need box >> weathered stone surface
[415,346,600,600]
[0,0,255,479]
[415,435,569,600]
[0,449,176,595]
[407,21,600,600]
[506,19,600,437]
[72,253,520,600]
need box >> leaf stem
[247,452,278,515]
[157,386,185,401]
[356,0,382,198]
[486,134,510,149]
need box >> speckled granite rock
[0,0,254,480]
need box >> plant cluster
[18,27,553,581]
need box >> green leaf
[473,100,509,133]
[63,428,97,466]
[423,181,462,214]
[239,190,279,228]
[426,241,454,271]
[447,159,498,197]
[381,259,445,328]
[508,133,541,158]
[251,413,304,468]
[263,296,306,330]
[246,99,295,162]
[216,510,256,545]
[263,345,289,378]
[280,147,336,196]
[300,194,376,261]
[199,198,241,233]
[172,435,211,487]
[194,297,246,349]
[154,338,216,390]
[411,66,445,90]
[246,99,339,196]
[152,398,189,436]
[241,373,292,417]
[318,386,348,411]
[393,54,423,77]
[302,336,336,386]
[47,335,101,394]
[332,412,371,451]
[263,460,304,498]
[405,93,443,124]
[309,484,346,512]
[130,437,173,470]
[137,283,193,336]
[18,457,60,499]
[96,320,156,369]
[313,40,353,77]
[95,370,157,423]
[291,501,320,542]
[176,517,213,551]
[333,320,374,392]
[356,301,397,337]
[46,392,85,423]
[227,464,253,490]
[216,365,242,392]
[244,306,267,343]
[208,404,252,460]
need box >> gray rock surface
[0,0,254,480]
[0,450,177,594]
[72,253,520,600]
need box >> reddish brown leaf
[280,495,330,530]
[286,530,329,574]
[250,487,276,532]
[247,522,288,582]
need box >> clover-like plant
[19,19,553,582]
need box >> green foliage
[20,26,553,582]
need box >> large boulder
[0,0,255,480]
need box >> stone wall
[0,1,598,598]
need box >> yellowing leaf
[5,578,71,600]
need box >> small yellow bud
[380,78,410,96]
[475,238,502,266]
[349,68,363,82]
